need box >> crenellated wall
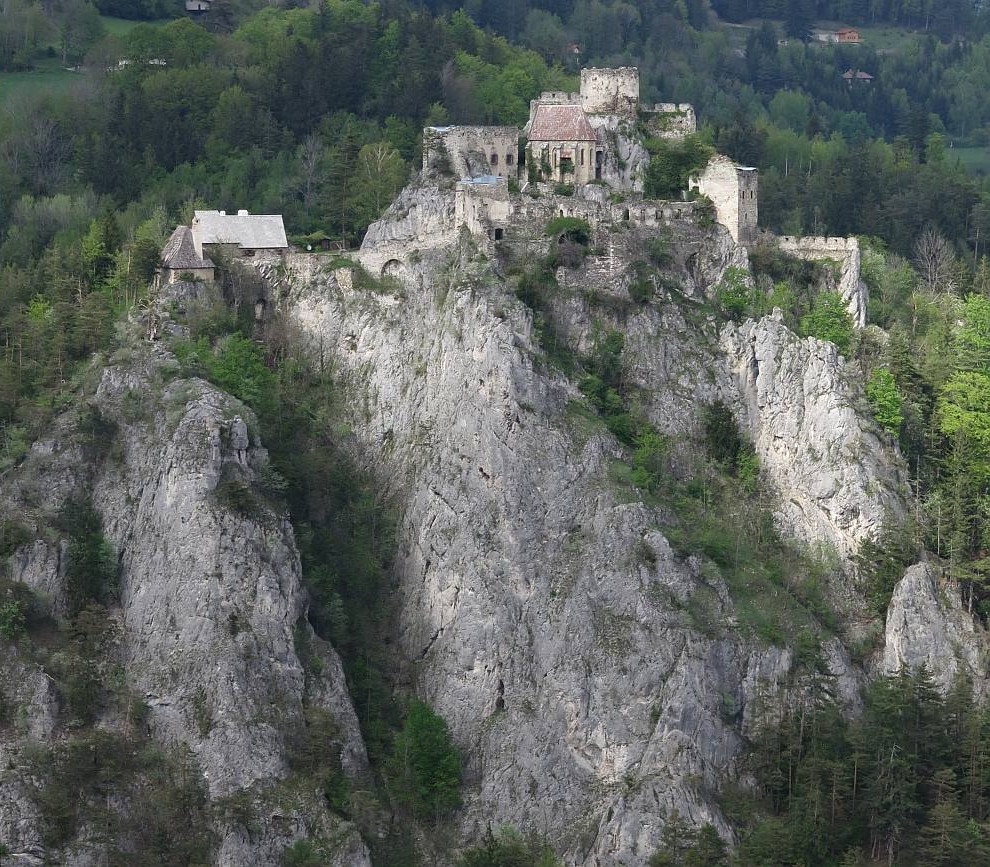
[776,235,868,327]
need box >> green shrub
[58,499,118,617]
[628,262,655,303]
[283,840,327,867]
[389,699,461,822]
[866,367,904,434]
[647,234,673,267]
[545,217,591,246]
[702,402,742,467]
[553,183,575,196]
[643,134,713,200]
[800,291,854,354]
[715,266,755,321]
[459,826,560,866]
[0,598,26,640]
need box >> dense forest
[5,0,990,864]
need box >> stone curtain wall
[777,235,868,327]
[652,103,698,140]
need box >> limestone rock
[720,312,907,563]
[0,346,370,865]
[271,220,874,864]
[882,562,988,694]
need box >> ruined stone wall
[580,67,640,116]
[776,235,868,327]
[652,103,697,140]
[455,179,512,238]
[423,126,519,180]
[527,140,597,186]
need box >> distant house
[837,28,862,44]
[186,0,210,12]
[190,210,289,260]
[842,69,874,84]
[160,226,215,284]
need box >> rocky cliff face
[721,314,908,564]
[266,180,905,863]
[0,339,370,866]
[883,563,990,695]
[3,173,968,866]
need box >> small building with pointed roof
[160,225,215,284]
[526,103,599,185]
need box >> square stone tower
[690,155,759,247]
[580,67,640,116]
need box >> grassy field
[0,15,172,103]
[719,17,923,54]
[100,16,171,37]
[0,58,85,103]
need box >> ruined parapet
[580,67,640,116]
[776,235,868,327]
[614,201,698,226]
[689,155,758,247]
[423,125,519,181]
[651,103,697,140]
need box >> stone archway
[381,259,404,279]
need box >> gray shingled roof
[192,210,288,250]
[528,104,596,142]
[161,225,214,270]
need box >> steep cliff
[0,338,370,865]
[264,180,905,863]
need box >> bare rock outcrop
[272,205,867,863]
[0,345,370,866]
[882,562,989,694]
[721,312,907,563]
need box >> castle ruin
[423,126,519,181]
[777,236,868,327]
[579,66,640,116]
[690,156,759,247]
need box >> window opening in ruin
[623,209,630,221]
[560,156,574,175]
[580,149,585,166]
[506,154,513,165]
[491,153,498,166]
[595,150,603,180]
[494,228,504,240]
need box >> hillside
[4,2,990,866]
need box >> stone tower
[580,67,640,116]
[690,155,759,247]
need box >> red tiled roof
[529,104,596,142]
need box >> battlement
[535,91,582,105]
[777,236,860,252]
[580,67,639,116]
[774,235,866,327]
[654,102,694,114]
